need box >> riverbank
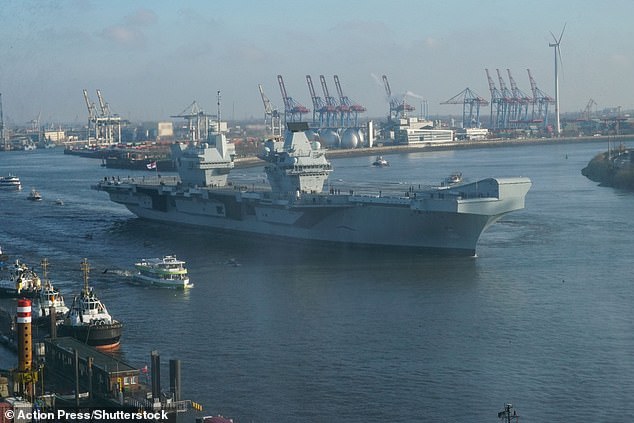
[234,134,632,168]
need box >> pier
[0,294,202,422]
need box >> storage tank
[341,128,360,149]
[356,128,365,147]
[319,128,340,148]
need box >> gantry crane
[582,98,597,121]
[277,75,309,123]
[319,75,338,127]
[441,88,489,128]
[258,84,281,137]
[333,75,365,127]
[505,69,532,126]
[382,75,414,121]
[306,75,327,126]
[496,69,514,129]
[82,89,121,145]
[171,101,214,143]
[526,69,555,128]
[485,69,506,130]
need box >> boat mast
[497,403,519,423]
[217,90,221,133]
[41,258,49,284]
[81,258,90,296]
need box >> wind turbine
[549,24,566,137]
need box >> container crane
[258,84,282,137]
[171,101,214,143]
[83,89,98,142]
[485,69,505,130]
[333,75,365,127]
[277,75,309,122]
[441,88,489,128]
[582,98,597,121]
[382,75,414,121]
[496,69,514,129]
[306,75,327,126]
[91,89,121,145]
[526,69,555,128]
[319,75,338,127]
[96,89,110,117]
[506,69,532,126]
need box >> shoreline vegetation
[582,148,634,190]
[234,134,634,167]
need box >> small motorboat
[28,189,42,201]
[444,172,463,186]
[372,156,389,167]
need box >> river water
[0,139,633,422]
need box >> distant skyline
[1,0,632,125]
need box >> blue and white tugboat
[59,258,123,350]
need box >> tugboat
[443,171,463,186]
[0,259,42,298]
[372,155,389,167]
[32,258,69,326]
[27,189,42,201]
[497,403,519,422]
[134,255,192,289]
[58,258,123,350]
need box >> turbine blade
[549,31,558,43]
[558,22,567,44]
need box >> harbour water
[1,139,633,422]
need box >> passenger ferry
[0,175,22,190]
[134,255,192,289]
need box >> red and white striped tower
[16,298,33,397]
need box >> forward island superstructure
[94,122,531,256]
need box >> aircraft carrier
[93,122,531,256]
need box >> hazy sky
[1,0,632,125]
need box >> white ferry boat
[134,255,192,289]
[0,175,22,190]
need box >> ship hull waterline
[98,178,531,256]
[58,322,123,350]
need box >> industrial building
[44,337,141,397]
[392,116,454,145]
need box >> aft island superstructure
[94,122,531,256]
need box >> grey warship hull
[94,120,531,255]
[95,176,531,256]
